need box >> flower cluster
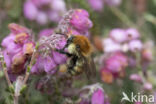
[1,24,67,80]
[100,52,128,83]
[57,9,93,37]
[24,0,66,25]
[1,23,35,81]
[100,28,153,84]
[88,0,122,11]
[31,29,67,74]
[103,28,142,53]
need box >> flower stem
[23,72,30,85]
[3,68,12,86]
[14,95,19,104]
[109,7,135,27]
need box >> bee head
[67,35,74,44]
[72,35,92,56]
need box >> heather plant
[0,0,156,104]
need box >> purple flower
[8,23,30,34]
[39,28,53,38]
[31,56,44,74]
[31,31,67,74]
[126,28,140,40]
[88,0,104,11]
[1,23,34,81]
[24,0,38,20]
[109,28,127,43]
[105,52,128,73]
[57,9,93,38]
[24,0,66,25]
[143,83,153,91]
[91,89,105,104]
[105,0,122,6]
[80,83,110,104]
[100,52,127,83]
[70,9,93,32]
[102,38,121,53]
[128,40,143,52]
[2,35,21,55]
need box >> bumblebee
[56,35,96,79]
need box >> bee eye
[67,36,74,44]
[76,44,80,49]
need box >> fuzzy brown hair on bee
[72,35,92,56]
[56,35,96,79]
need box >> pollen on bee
[59,64,67,73]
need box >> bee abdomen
[68,66,82,76]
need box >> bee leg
[68,66,77,75]
[55,49,72,57]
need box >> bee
[56,35,96,79]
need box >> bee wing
[76,46,96,79]
[81,55,96,79]
[89,56,96,76]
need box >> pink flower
[51,0,66,12]
[80,84,110,104]
[39,28,53,38]
[23,0,66,25]
[103,38,121,53]
[36,12,48,25]
[128,40,143,52]
[109,28,127,43]
[8,23,30,34]
[91,89,105,104]
[58,9,93,38]
[1,23,34,81]
[126,28,140,40]
[31,54,60,74]
[1,35,21,55]
[143,83,153,91]
[88,0,104,11]
[130,74,142,83]
[105,0,122,6]
[100,52,127,83]
[70,9,93,32]
[24,0,38,20]
[31,31,67,74]
[105,52,127,73]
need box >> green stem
[109,7,135,27]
